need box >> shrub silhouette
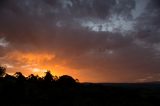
[57,75,77,86]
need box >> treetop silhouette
[0,66,78,87]
[0,66,6,77]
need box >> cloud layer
[0,0,160,82]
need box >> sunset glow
[1,51,83,81]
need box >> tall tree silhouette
[0,66,6,77]
[43,70,54,83]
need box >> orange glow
[4,51,55,75]
[3,51,117,82]
[6,51,55,64]
[4,51,81,80]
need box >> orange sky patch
[3,51,82,81]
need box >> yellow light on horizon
[4,51,84,81]
[32,68,42,73]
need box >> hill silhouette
[0,66,160,105]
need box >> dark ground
[0,80,160,106]
[0,67,160,106]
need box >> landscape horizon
[1,66,160,105]
[0,0,160,105]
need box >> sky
[0,0,160,82]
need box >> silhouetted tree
[54,75,59,81]
[43,70,54,83]
[0,66,6,77]
[4,74,16,82]
[14,72,26,82]
[27,74,39,82]
[57,75,77,86]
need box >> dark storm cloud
[0,0,160,82]
[134,0,160,51]
[0,0,135,52]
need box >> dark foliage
[0,66,160,105]
[43,70,54,83]
[57,75,77,87]
[0,66,6,77]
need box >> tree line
[0,65,79,86]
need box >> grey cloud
[0,0,160,82]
